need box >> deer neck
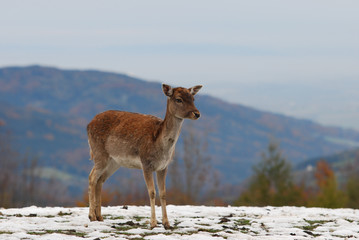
[159,101,184,146]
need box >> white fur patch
[110,155,143,169]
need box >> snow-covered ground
[0,205,358,240]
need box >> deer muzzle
[192,110,201,119]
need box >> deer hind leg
[94,173,106,221]
[89,158,119,221]
[156,168,170,229]
[89,166,102,221]
[143,168,157,229]
[95,159,120,221]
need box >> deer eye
[175,98,183,103]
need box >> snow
[0,205,358,239]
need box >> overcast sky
[1,0,358,130]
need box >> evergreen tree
[235,140,302,206]
[343,151,359,209]
[345,176,359,209]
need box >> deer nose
[193,111,201,119]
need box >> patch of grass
[140,231,159,237]
[140,230,195,239]
[102,229,135,237]
[222,224,238,231]
[27,229,86,238]
[235,218,251,226]
[333,234,354,239]
[174,219,181,226]
[111,220,146,232]
[2,213,16,217]
[304,219,332,226]
[236,226,259,236]
[6,213,38,218]
[111,225,135,231]
[295,219,333,237]
[212,233,228,239]
[133,215,145,222]
[197,223,211,226]
[114,231,135,236]
[27,231,46,236]
[218,214,234,224]
[165,230,199,236]
[142,229,202,237]
[198,228,222,233]
[186,230,200,235]
[301,225,316,231]
[103,215,124,220]
[299,219,333,231]
[57,211,72,216]
[240,226,250,234]
[0,231,13,234]
[55,220,70,223]
[303,230,321,237]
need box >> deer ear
[188,85,202,96]
[162,84,173,97]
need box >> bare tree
[0,130,18,207]
[0,127,66,207]
[169,122,219,204]
[169,154,183,192]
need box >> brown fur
[87,84,202,229]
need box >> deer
[86,84,202,229]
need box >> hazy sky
[1,0,358,130]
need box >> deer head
[162,84,202,120]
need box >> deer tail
[88,140,94,161]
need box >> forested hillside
[1,65,359,204]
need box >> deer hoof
[163,222,171,230]
[150,220,158,229]
[89,214,97,221]
[96,215,104,221]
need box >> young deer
[87,84,202,229]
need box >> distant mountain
[1,65,359,191]
[296,147,359,170]
[295,147,359,186]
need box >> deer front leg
[143,168,157,229]
[156,168,170,229]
